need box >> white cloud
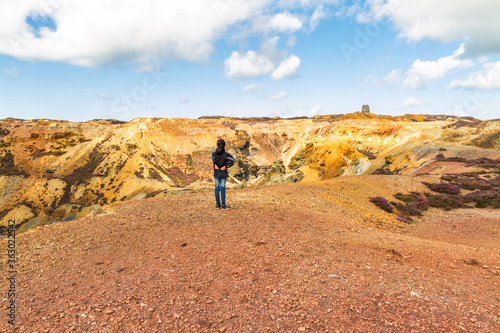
[250,12,304,36]
[278,0,339,9]
[0,0,271,70]
[259,36,284,64]
[0,1,337,77]
[398,96,421,108]
[384,69,402,84]
[356,0,398,23]
[226,39,300,81]
[242,84,259,93]
[224,51,275,79]
[359,0,500,58]
[309,5,327,31]
[272,55,301,80]
[269,12,303,32]
[267,91,287,100]
[448,62,500,90]
[4,64,19,78]
[397,96,433,109]
[403,44,474,89]
[249,3,334,35]
[335,3,360,18]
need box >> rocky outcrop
[0,114,499,234]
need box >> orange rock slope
[0,113,499,233]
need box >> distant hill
[0,114,499,234]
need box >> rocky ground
[1,175,499,332]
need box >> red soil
[1,176,498,332]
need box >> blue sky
[0,0,499,121]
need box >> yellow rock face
[0,115,498,233]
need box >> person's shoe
[221,205,232,210]
[216,204,221,209]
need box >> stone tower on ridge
[362,105,370,113]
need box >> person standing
[213,139,235,210]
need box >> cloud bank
[449,62,500,91]
[403,44,473,89]
[360,0,500,58]
[0,0,270,70]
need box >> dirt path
[1,177,499,332]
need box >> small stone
[298,327,306,332]
[465,259,480,265]
[197,319,211,327]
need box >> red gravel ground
[1,175,499,332]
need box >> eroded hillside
[0,113,499,233]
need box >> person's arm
[212,151,222,169]
[212,151,217,169]
[225,153,236,169]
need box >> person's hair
[217,139,225,147]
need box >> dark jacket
[213,146,235,179]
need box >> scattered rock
[197,319,211,328]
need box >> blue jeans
[214,177,226,207]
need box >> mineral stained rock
[0,114,499,233]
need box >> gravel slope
[1,176,499,332]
